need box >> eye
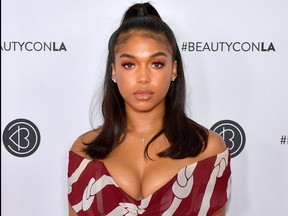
[151,61,165,68]
[121,62,135,69]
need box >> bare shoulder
[70,129,100,158]
[202,130,227,158]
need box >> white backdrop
[1,0,288,215]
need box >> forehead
[115,30,172,55]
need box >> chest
[102,138,198,201]
[68,148,230,215]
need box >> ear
[111,63,116,82]
[111,63,116,77]
[172,60,177,81]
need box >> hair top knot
[122,2,162,23]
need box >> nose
[137,66,150,84]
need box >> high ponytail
[121,2,161,22]
[86,2,208,160]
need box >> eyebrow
[119,52,168,59]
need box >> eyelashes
[120,61,165,69]
[121,61,135,69]
[151,61,165,68]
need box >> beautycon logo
[181,41,275,52]
[1,41,67,52]
[2,118,41,157]
[211,120,246,158]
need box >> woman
[68,2,231,216]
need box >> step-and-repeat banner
[2,0,287,215]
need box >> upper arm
[212,204,226,216]
[68,130,100,216]
[69,203,78,216]
[208,131,230,216]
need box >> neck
[126,110,164,135]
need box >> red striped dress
[68,148,231,216]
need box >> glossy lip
[133,89,154,101]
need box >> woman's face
[112,32,177,114]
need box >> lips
[133,89,154,101]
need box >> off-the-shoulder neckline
[69,148,229,201]
[69,147,229,164]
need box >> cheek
[115,75,133,98]
[152,75,172,97]
[155,72,172,86]
[162,79,173,94]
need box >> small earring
[111,77,116,83]
[172,75,177,81]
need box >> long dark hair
[85,3,208,159]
